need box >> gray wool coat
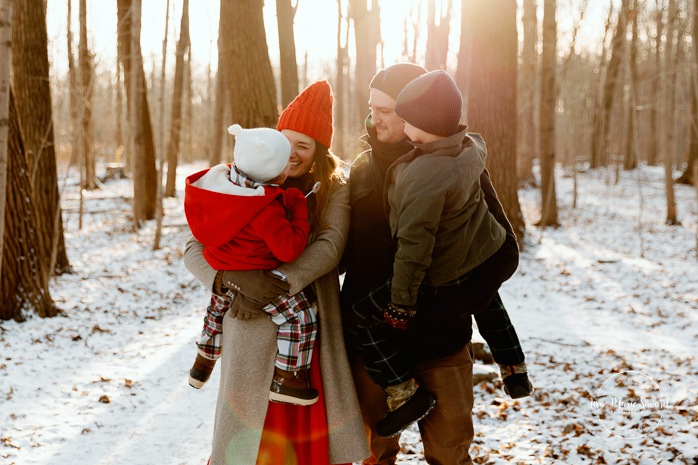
[183,180,369,465]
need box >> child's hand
[384,303,417,330]
[284,188,308,221]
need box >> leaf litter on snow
[1,164,696,465]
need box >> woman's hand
[222,269,290,303]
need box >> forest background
[0,0,697,463]
[2,0,698,315]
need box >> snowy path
[1,165,696,464]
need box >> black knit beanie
[369,63,428,100]
[394,70,463,137]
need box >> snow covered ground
[1,163,696,465]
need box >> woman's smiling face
[281,129,316,178]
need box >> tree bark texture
[335,0,350,158]
[79,0,96,189]
[539,0,559,227]
[1,91,58,321]
[67,0,79,169]
[116,57,126,165]
[466,0,525,243]
[624,0,639,171]
[647,0,663,166]
[677,0,698,185]
[220,0,278,129]
[276,0,299,109]
[518,0,537,185]
[164,0,189,198]
[0,0,11,286]
[116,0,157,222]
[349,0,380,132]
[662,0,678,224]
[209,3,226,166]
[591,0,628,169]
[12,0,70,276]
[425,0,451,71]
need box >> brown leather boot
[189,354,217,389]
[269,367,319,406]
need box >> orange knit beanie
[277,80,334,148]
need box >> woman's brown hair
[285,142,345,234]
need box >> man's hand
[221,269,290,305]
[228,293,265,320]
[384,302,417,330]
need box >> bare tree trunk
[164,0,189,197]
[336,0,349,157]
[67,0,79,170]
[153,0,170,251]
[127,0,145,228]
[591,0,628,169]
[117,0,158,223]
[677,0,697,185]
[624,0,639,170]
[0,0,10,286]
[349,0,380,130]
[2,91,58,320]
[662,0,679,224]
[184,45,193,163]
[116,58,125,164]
[455,0,470,99]
[79,0,96,190]
[538,0,559,227]
[425,0,452,71]
[466,0,525,243]
[12,0,70,276]
[589,5,615,172]
[647,0,663,166]
[209,2,226,166]
[276,0,299,108]
[518,0,537,186]
[220,0,278,128]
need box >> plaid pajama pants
[349,277,525,388]
[197,289,317,372]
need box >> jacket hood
[184,165,283,247]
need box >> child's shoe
[499,363,533,399]
[269,367,319,406]
[189,354,217,389]
[375,379,436,438]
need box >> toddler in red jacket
[184,124,318,405]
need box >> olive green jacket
[386,128,506,306]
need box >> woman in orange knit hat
[184,81,369,465]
